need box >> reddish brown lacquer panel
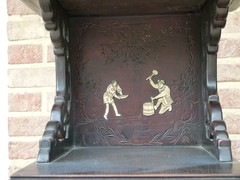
[70,14,203,146]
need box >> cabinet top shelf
[57,0,207,16]
[21,0,240,16]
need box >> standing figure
[148,77,173,114]
[103,80,128,120]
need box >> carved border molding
[202,0,232,161]
[38,0,71,162]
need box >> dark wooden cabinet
[11,0,240,179]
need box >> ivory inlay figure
[145,70,173,115]
[103,80,128,120]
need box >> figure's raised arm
[149,78,158,89]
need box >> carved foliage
[71,16,202,146]
[148,23,200,145]
[100,22,166,65]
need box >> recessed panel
[70,15,203,146]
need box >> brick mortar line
[222,108,240,111]
[9,136,42,141]
[9,159,36,166]
[221,31,240,35]
[10,159,35,162]
[7,35,49,43]
[8,112,52,117]
[217,62,240,65]
[8,111,52,115]
[8,85,56,89]
[8,38,50,45]
[217,57,240,63]
[8,87,55,93]
[218,82,240,87]
[221,33,240,38]
[8,14,41,21]
[218,57,240,60]
[8,62,55,69]
[9,159,35,165]
[8,40,50,46]
[229,134,240,139]
[218,81,240,83]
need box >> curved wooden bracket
[202,0,232,161]
[37,0,72,163]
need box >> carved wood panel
[70,15,203,146]
[59,0,207,16]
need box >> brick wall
[7,0,55,175]
[7,0,240,176]
[218,7,240,161]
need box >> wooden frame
[36,0,233,163]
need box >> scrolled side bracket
[37,0,72,163]
[201,0,232,162]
